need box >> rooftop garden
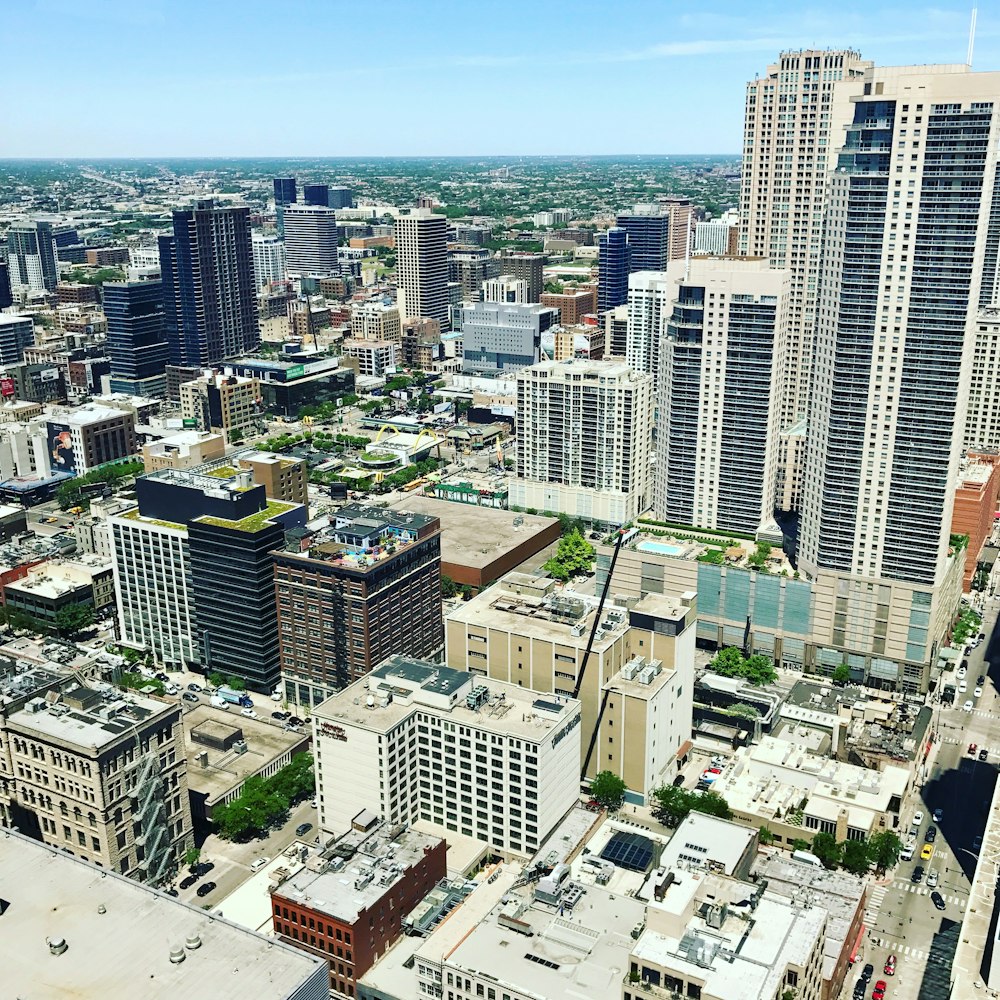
[206,465,239,479]
[120,509,186,531]
[196,499,296,533]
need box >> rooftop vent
[169,946,186,964]
[47,936,68,956]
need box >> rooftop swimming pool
[635,539,685,557]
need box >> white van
[791,850,824,868]
[900,841,915,861]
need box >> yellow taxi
[921,842,935,861]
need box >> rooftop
[0,657,63,709]
[195,498,297,533]
[389,495,558,570]
[314,653,580,742]
[0,828,327,1000]
[49,404,131,427]
[656,812,757,877]
[272,822,443,924]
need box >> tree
[867,831,902,875]
[832,663,851,686]
[441,575,457,599]
[742,654,778,686]
[747,541,773,570]
[183,846,201,867]
[460,584,474,601]
[710,646,746,677]
[651,785,732,827]
[226,675,246,691]
[53,604,94,638]
[590,771,627,811]
[790,838,810,852]
[758,826,774,845]
[811,832,842,870]
[543,529,595,582]
[841,839,871,875]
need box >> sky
[4,0,999,158]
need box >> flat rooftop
[272,823,442,924]
[314,653,580,741]
[388,494,558,569]
[0,828,327,1000]
[183,704,309,807]
[657,812,757,877]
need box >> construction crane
[573,526,629,782]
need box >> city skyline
[5,1,999,158]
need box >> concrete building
[540,284,597,325]
[43,404,137,475]
[654,257,790,539]
[342,338,399,378]
[234,451,309,507]
[283,204,340,278]
[481,274,529,304]
[605,301,629,358]
[447,246,500,302]
[799,65,1000,693]
[313,655,581,856]
[179,371,261,443]
[0,314,36,365]
[456,300,556,376]
[351,300,402,342]
[4,556,114,624]
[273,504,443,708]
[395,210,449,325]
[142,430,226,472]
[741,50,872,442]
[966,308,1000,451]
[0,829,329,1000]
[226,355,355,419]
[4,683,192,885]
[658,812,759,880]
[401,317,444,368]
[694,209,740,256]
[446,571,697,798]
[625,267,676,376]
[532,209,572,227]
[661,196,695,261]
[499,251,545,303]
[272,820,447,997]
[251,231,286,288]
[951,456,1000,591]
[511,357,652,525]
[6,219,58,292]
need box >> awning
[676,740,693,761]
[849,922,867,964]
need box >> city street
[842,597,1000,1000]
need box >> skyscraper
[327,185,354,209]
[273,176,296,234]
[498,251,545,303]
[597,227,630,313]
[158,200,260,367]
[303,183,329,206]
[741,50,872,478]
[6,220,57,292]
[395,210,449,326]
[104,280,170,396]
[0,261,12,308]
[282,205,341,278]
[662,197,694,260]
[251,232,286,288]
[625,269,675,375]
[654,258,789,538]
[799,64,1000,691]
[616,208,669,271]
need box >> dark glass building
[327,186,354,209]
[616,212,669,272]
[303,184,329,207]
[597,227,631,313]
[159,201,260,367]
[0,262,13,310]
[104,280,170,396]
[273,177,297,234]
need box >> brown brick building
[951,453,1000,591]
[273,505,443,709]
[271,820,446,997]
[540,283,598,325]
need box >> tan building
[966,309,1000,451]
[2,683,193,885]
[540,284,598,325]
[179,371,260,443]
[142,430,226,472]
[395,209,448,325]
[350,300,402,342]
[445,570,696,797]
[342,338,399,378]
[951,455,1000,591]
[56,282,99,306]
[237,451,308,506]
[401,317,443,368]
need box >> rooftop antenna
[967,6,978,66]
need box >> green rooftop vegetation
[196,499,295,533]
[120,509,186,531]
[206,465,239,478]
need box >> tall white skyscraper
[282,205,340,278]
[251,232,286,288]
[395,210,448,326]
[625,268,678,376]
[741,49,872,508]
[800,64,1000,692]
[654,257,789,538]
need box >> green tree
[811,832,842,870]
[225,675,246,691]
[53,604,94,638]
[758,826,774,845]
[542,529,595,582]
[729,702,761,720]
[208,671,225,688]
[742,654,778,686]
[867,831,902,875]
[790,838,810,852]
[183,846,201,867]
[747,541,773,570]
[460,584,474,601]
[710,646,746,677]
[832,663,851,685]
[441,575,457,599]
[651,785,732,827]
[840,839,871,875]
[589,771,627,811]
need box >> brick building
[951,454,1000,591]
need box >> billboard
[39,368,60,382]
[47,423,76,475]
[0,376,14,399]
[286,364,306,380]
[182,418,198,428]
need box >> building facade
[251,231,287,288]
[456,301,556,376]
[617,208,670,271]
[447,246,500,302]
[597,227,630,313]
[6,220,57,292]
[179,371,261,442]
[350,301,402,342]
[104,280,169,396]
[283,205,341,278]
[395,210,449,325]
[498,251,545,303]
[0,315,36,366]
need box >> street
[842,597,1000,1000]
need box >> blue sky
[6,0,998,157]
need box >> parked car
[860,963,874,983]
[976,687,984,698]
[155,672,170,683]
[179,874,198,889]
[979,632,986,640]
[296,822,313,837]
[187,682,202,692]
[913,811,924,825]
[926,825,937,842]
[250,857,270,872]
[933,808,944,823]
[190,861,215,877]
[182,692,199,703]
[165,887,179,897]
[964,699,975,712]
[884,955,896,976]
[969,743,979,755]
[931,891,946,910]
[921,843,934,861]
[980,748,990,761]
[272,711,290,722]
[978,674,986,686]
[873,979,887,1000]
[288,716,304,727]
[270,691,282,702]
[927,870,939,888]
[196,881,217,898]
[911,865,925,883]
[241,708,258,719]
[960,680,969,693]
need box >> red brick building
[271,821,446,997]
[951,453,1000,591]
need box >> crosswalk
[868,937,955,965]
[889,879,964,907]
[865,884,888,925]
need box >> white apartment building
[693,209,739,256]
[350,300,402,342]
[395,210,449,326]
[312,654,581,856]
[741,49,872,445]
[282,204,340,278]
[342,338,399,378]
[128,243,161,270]
[625,267,680,376]
[531,209,571,227]
[654,257,789,539]
[965,308,1000,451]
[110,509,195,668]
[511,357,652,524]
[481,274,529,304]
[251,231,287,288]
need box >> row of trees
[55,459,144,511]
[0,603,93,639]
[761,828,902,876]
[651,784,733,826]
[709,647,778,686]
[214,753,315,841]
